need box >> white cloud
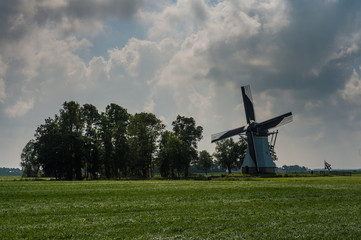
[5,98,34,118]
[341,70,361,104]
[305,100,323,111]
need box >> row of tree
[21,101,250,180]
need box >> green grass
[0,176,360,239]
[0,175,22,181]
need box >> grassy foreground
[0,176,360,239]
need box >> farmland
[1,176,360,239]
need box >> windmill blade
[246,131,258,171]
[257,112,293,131]
[241,85,256,124]
[211,126,246,143]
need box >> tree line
[0,168,23,175]
[21,101,249,180]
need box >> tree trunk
[184,167,189,177]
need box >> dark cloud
[0,0,147,43]
[0,0,28,43]
[273,1,361,85]
[62,0,146,21]
[205,1,361,105]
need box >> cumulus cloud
[0,0,149,114]
[146,0,361,121]
[341,71,361,102]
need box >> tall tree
[128,112,165,178]
[82,104,101,179]
[20,139,40,177]
[59,101,84,134]
[35,117,64,179]
[172,115,203,177]
[157,131,185,178]
[213,137,247,174]
[104,104,130,178]
[99,113,113,178]
[58,101,84,180]
[196,150,213,175]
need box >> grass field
[0,176,360,239]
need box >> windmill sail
[211,126,246,143]
[241,85,256,124]
[257,112,293,131]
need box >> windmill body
[242,136,275,174]
[211,85,293,174]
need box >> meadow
[0,176,360,239]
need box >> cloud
[0,0,153,129]
[0,57,7,103]
[149,0,361,122]
[0,0,147,41]
[0,78,5,103]
[341,70,361,100]
[144,0,210,40]
[5,98,34,118]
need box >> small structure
[324,160,332,172]
[211,85,293,174]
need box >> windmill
[211,85,293,174]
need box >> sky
[1,0,361,170]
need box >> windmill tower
[211,85,293,174]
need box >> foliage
[128,112,165,178]
[172,115,203,177]
[20,102,231,180]
[81,104,101,179]
[20,140,39,177]
[103,104,130,178]
[279,164,311,173]
[213,137,247,174]
[157,131,185,177]
[21,102,166,180]
[195,150,213,175]
[1,177,361,239]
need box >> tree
[22,100,207,180]
[99,113,113,178]
[82,104,101,179]
[172,115,203,177]
[20,140,40,177]
[157,131,185,178]
[281,165,309,172]
[35,117,64,179]
[104,103,130,178]
[59,101,84,134]
[196,150,213,175]
[128,112,165,178]
[58,101,84,180]
[213,137,247,174]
